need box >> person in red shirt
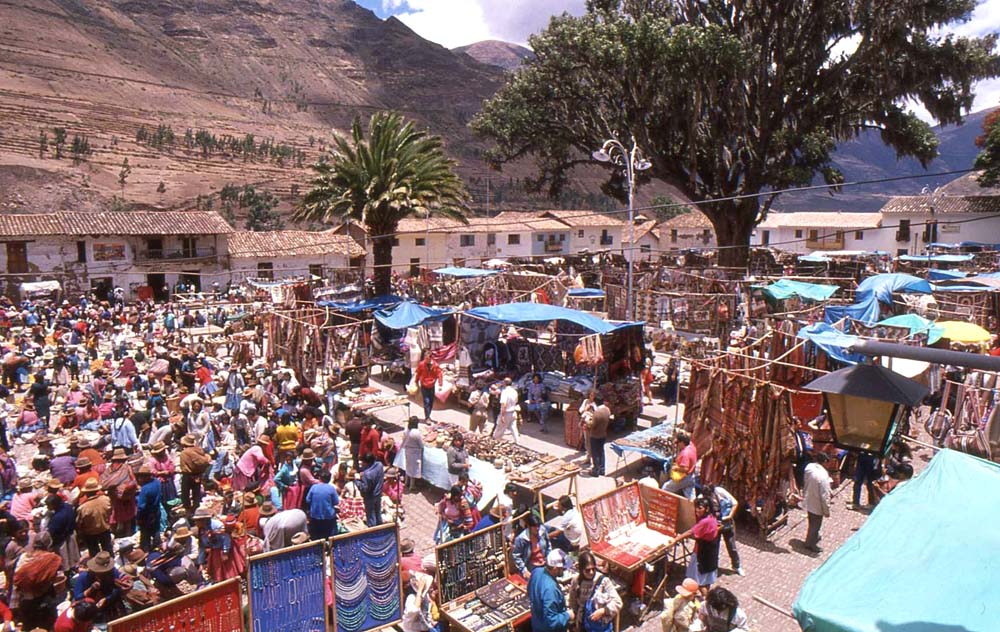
[414,350,443,421]
[668,498,721,597]
[663,431,698,500]
[54,600,99,632]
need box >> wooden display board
[248,540,328,632]
[638,484,695,537]
[579,482,675,571]
[109,578,243,632]
[434,522,508,604]
[331,523,404,632]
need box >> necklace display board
[435,523,530,632]
[109,577,244,632]
[331,523,403,632]
[248,540,327,632]
[579,482,674,572]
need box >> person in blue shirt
[472,503,503,533]
[44,481,75,551]
[135,466,162,552]
[305,469,340,540]
[512,513,551,579]
[357,452,384,527]
[109,413,139,453]
[528,550,573,632]
[72,550,125,623]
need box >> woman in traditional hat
[12,397,44,438]
[99,449,138,537]
[147,440,177,507]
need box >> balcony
[599,237,614,246]
[135,246,219,263]
[544,241,564,253]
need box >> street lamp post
[593,137,651,321]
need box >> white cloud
[388,0,584,48]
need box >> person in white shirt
[546,495,585,552]
[493,377,521,443]
[401,572,435,632]
[803,452,832,552]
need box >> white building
[622,217,662,262]
[0,210,232,301]
[752,212,884,254]
[878,194,1000,255]
[538,210,624,253]
[227,230,365,283]
[658,211,716,251]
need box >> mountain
[776,107,997,211]
[0,0,523,215]
[454,40,535,71]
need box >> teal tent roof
[758,279,839,302]
[434,267,499,278]
[374,300,454,330]
[466,303,638,334]
[794,449,1000,632]
[876,314,944,345]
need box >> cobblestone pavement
[374,374,937,632]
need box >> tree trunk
[707,199,757,269]
[371,232,394,297]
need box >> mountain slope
[777,107,996,211]
[454,40,535,71]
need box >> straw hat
[126,549,148,565]
[45,479,63,494]
[259,502,277,517]
[150,441,167,455]
[75,457,92,470]
[400,538,415,555]
[110,448,128,462]
[87,551,114,573]
[173,526,192,540]
[17,478,32,493]
[243,492,258,506]
[81,479,102,494]
[180,435,196,447]
[193,507,214,521]
[136,465,153,477]
[300,448,316,462]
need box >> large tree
[296,112,468,295]
[473,0,1000,266]
[975,106,1000,186]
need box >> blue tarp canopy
[876,314,944,345]
[826,274,933,326]
[317,295,403,313]
[465,303,638,334]
[797,323,863,364]
[433,267,499,278]
[757,279,839,302]
[926,269,967,281]
[374,300,454,330]
[794,450,1000,632]
[928,241,1000,249]
[567,288,606,298]
[898,253,975,263]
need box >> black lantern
[804,364,928,455]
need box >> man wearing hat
[71,456,99,492]
[135,466,162,552]
[262,504,307,552]
[72,551,126,623]
[238,492,262,537]
[49,443,78,486]
[76,478,113,556]
[528,549,573,632]
[178,434,211,513]
[43,480,76,562]
[399,538,422,580]
[76,437,106,471]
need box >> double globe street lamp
[592,138,651,322]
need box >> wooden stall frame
[330,522,404,632]
[434,522,530,632]
[109,577,244,632]
[247,539,329,632]
[511,468,579,522]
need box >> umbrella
[934,320,992,343]
[805,364,928,406]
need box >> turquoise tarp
[797,323,863,364]
[567,288,606,298]
[876,314,945,345]
[898,253,975,263]
[794,449,1000,632]
[825,274,932,326]
[434,267,499,278]
[466,303,638,334]
[373,300,453,330]
[758,279,839,302]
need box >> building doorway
[147,273,167,302]
[178,271,200,293]
[90,277,112,301]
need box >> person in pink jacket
[233,435,273,492]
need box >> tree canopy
[473,0,1000,266]
[975,107,1000,187]
[296,112,468,295]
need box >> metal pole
[626,144,635,322]
[850,339,1000,372]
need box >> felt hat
[259,501,277,517]
[290,532,309,545]
[75,457,92,470]
[150,441,167,455]
[675,578,700,598]
[121,564,138,578]
[300,448,316,462]
[46,479,63,494]
[126,548,148,565]
[136,465,153,477]
[193,507,214,520]
[82,479,102,494]
[111,448,128,462]
[173,526,192,540]
[87,551,114,573]
[180,435,196,447]
[37,434,53,445]
[243,492,258,506]
[17,478,32,493]
[400,538,415,555]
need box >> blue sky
[351,0,1000,117]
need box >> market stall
[331,524,404,632]
[248,540,327,632]
[435,522,531,632]
[609,421,678,471]
[109,578,244,632]
[370,300,456,383]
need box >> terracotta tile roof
[758,211,881,228]
[879,195,1000,214]
[623,220,659,244]
[540,210,624,227]
[660,211,713,229]
[395,216,468,233]
[0,211,234,236]
[485,211,573,232]
[228,231,365,258]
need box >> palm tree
[296,112,468,296]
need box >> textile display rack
[331,523,404,632]
[435,522,531,632]
[108,577,244,632]
[248,540,328,632]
